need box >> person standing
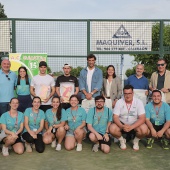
[0,59,17,116]
[79,54,103,100]
[15,66,32,112]
[56,64,79,110]
[102,65,122,108]
[149,59,170,104]
[30,61,55,112]
[127,64,149,93]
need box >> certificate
[60,82,74,103]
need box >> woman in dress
[1,97,24,156]
[43,96,66,151]
[15,66,32,112]
[103,65,122,108]
[64,95,87,151]
[22,96,45,153]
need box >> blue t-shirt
[86,106,112,135]
[1,111,24,132]
[0,70,17,102]
[45,108,66,127]
[63,107,86,130]
[127,74,148,90]
[23,107,45,133]
[145,102,170,125]
[15,78,31,95]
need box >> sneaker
[92,143,99,152]
[2,145,9,156]
[56,144,61,151]
[146,138,154,149]
[133,138,139,151]
[51,140,57,148]
[25,143,32,153]
[161,138,169,150]
[119,138,126,150]
[76,144,82,151]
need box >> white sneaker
[119,138,127,150]
[55,144,61,151]
[51,140,57,148]
[133,138,139,151]
[76,143,82,151]
[2,145,9,156]
[92,143,99,152]
[25,143,32,153]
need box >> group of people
[0,54,170,157]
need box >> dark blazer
[103,77,122,102]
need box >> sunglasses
[6,75,10,80]
[157,63,165,67]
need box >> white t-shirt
[87,67,95,93]
[113,97,145,125]
[31,74,55,105]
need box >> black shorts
[152,123,164,132]
[51,128,58,135]
[2,135,23,146]
[88,132,111,146]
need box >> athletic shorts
[66,127,87,137]
[152,123,164,132]
[87,132,112,146]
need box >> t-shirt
[15,78,31,95]
[23,107,45,134]
[31,74,55,105]
[86,106,112,135]
[55,75,79,103]
[63,107,86,130]
[145,102,170,125]
[87,67,95,93]
[1,111,24,132]
[45,108,66,127]
[113,97,145,125]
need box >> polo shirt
[0,69,17,102]
[127,74,148,90]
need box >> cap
[63,63,71,68]
[39,61,47,67]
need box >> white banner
[91,21,152,51]
[134,89,147,106]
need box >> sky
[1,0,170,75]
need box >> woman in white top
[103,65,122,108]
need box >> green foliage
[0,3,7,18]
[70,66,83,77]
[53,65,108,78]
[126,23,170,78]
[125,67,136,77]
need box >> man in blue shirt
[145,90,170,149]
[127,64,149,93]
[0,59,17,116]
[86,96,112,154]
[79,54,103,100]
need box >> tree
[125,23,170,78]
[0,3,7,18]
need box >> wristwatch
[90,92,94,95]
